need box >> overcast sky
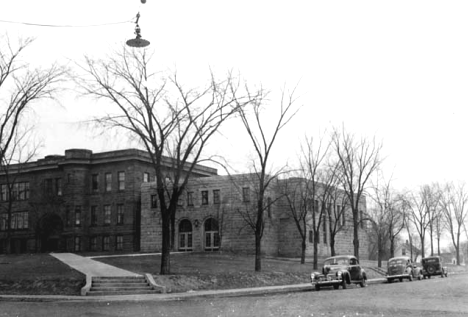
[2,0,468,193]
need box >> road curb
[0,278,389,303]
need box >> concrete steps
[87,276,158,296]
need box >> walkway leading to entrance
[51,253,141,277]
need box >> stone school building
[140,174,369,258]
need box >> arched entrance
[204,218,219,251]
[178,219,193,251]
[37,213,64,252]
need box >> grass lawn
[0,253,85,295]
[94,252,385,293]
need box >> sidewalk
[50,253,141,277]
[0,278,386,303]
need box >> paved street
[1,273,467,317]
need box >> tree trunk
[255,231,262,271]
[330,235,336,256]
[389,237,395,258]
[420,235,425,259]
[353,211,360,259]
[313,234,319,270]
[377,235,382,268]
[160,208,172,275]
[170,211,175,250]
[300,237,306,264]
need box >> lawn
[0,253,85,295]
[94,252,385,293]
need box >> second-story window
[201,190,209,205]
[242,187,250,202]
[143,172,150,183]
[151,194,158,208]
[0,184,7,201]
[75,206,81,227]
[187,192,194,206]
[117,204,124,225]
[91,174,99,192]
[104,205,111,225]
[56,178,62,196]
[213,189,220,204]
[105,173,112,192]
[90,206,98,226]
[45,179,53,195]
[118,172,125,190]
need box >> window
[242,187,250,202]
[105,173,112,192]
[90,206,98,226]
[178,220,193,251]
[56,178,62,196]
[104,205,111,225]
[1,184,7,201]
[10,212,28,230]
[117,204,124,225]
[314,200,319,213]
[201,190,209,205]
[151,195,158,208]
[65,206,71,227]
[74,236,81,252]
[0,214,7,231]
[213,190,220,204]
[143,172,150,183]
[118,172,125,190]
[90,237,97,251]
[204,218,220,251]
[45,178,53,194]
[75,206,81,227]
[91,174,99,192]
[102,236,110,251]
[116,235,123,250]
[308,230,313,243]
[187,192,194,206]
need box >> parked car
[310,255,367,291]
[421,256,448,278]
[386,256,422,283]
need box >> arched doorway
[37,213,63,252]
[178,219,193,251]
[204,218,219,251]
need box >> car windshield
[324,257,349,266]
[389,259,404,265]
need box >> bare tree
[77,47,257,274]
[236,87,299,271]
[423,183,442,256]
[440,182,468,265]
[406,185,433,259]
[370,175,406,259]
[332,126,383,259]
[0,35,65,253]
[368,175,406,266]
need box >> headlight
[310,273,315,280]
[336,271,343,278]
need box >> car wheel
[315,284,320,291]
[387,278,393,283]
[341,278,347,289]
[399,277,403,282]
[359,278,367,287]
[428,275,431,279]
[408,274,413,282]
[426,264,436,275]
[418,274,422,281]
[445,272,448,278]
[333,284,339,290]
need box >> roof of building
[0,148,218,176]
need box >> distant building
[140,174,369,258]
[394,240,422,262]
[0,149,216,254]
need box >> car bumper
[311,276,343,286]
[387,274,411,279]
